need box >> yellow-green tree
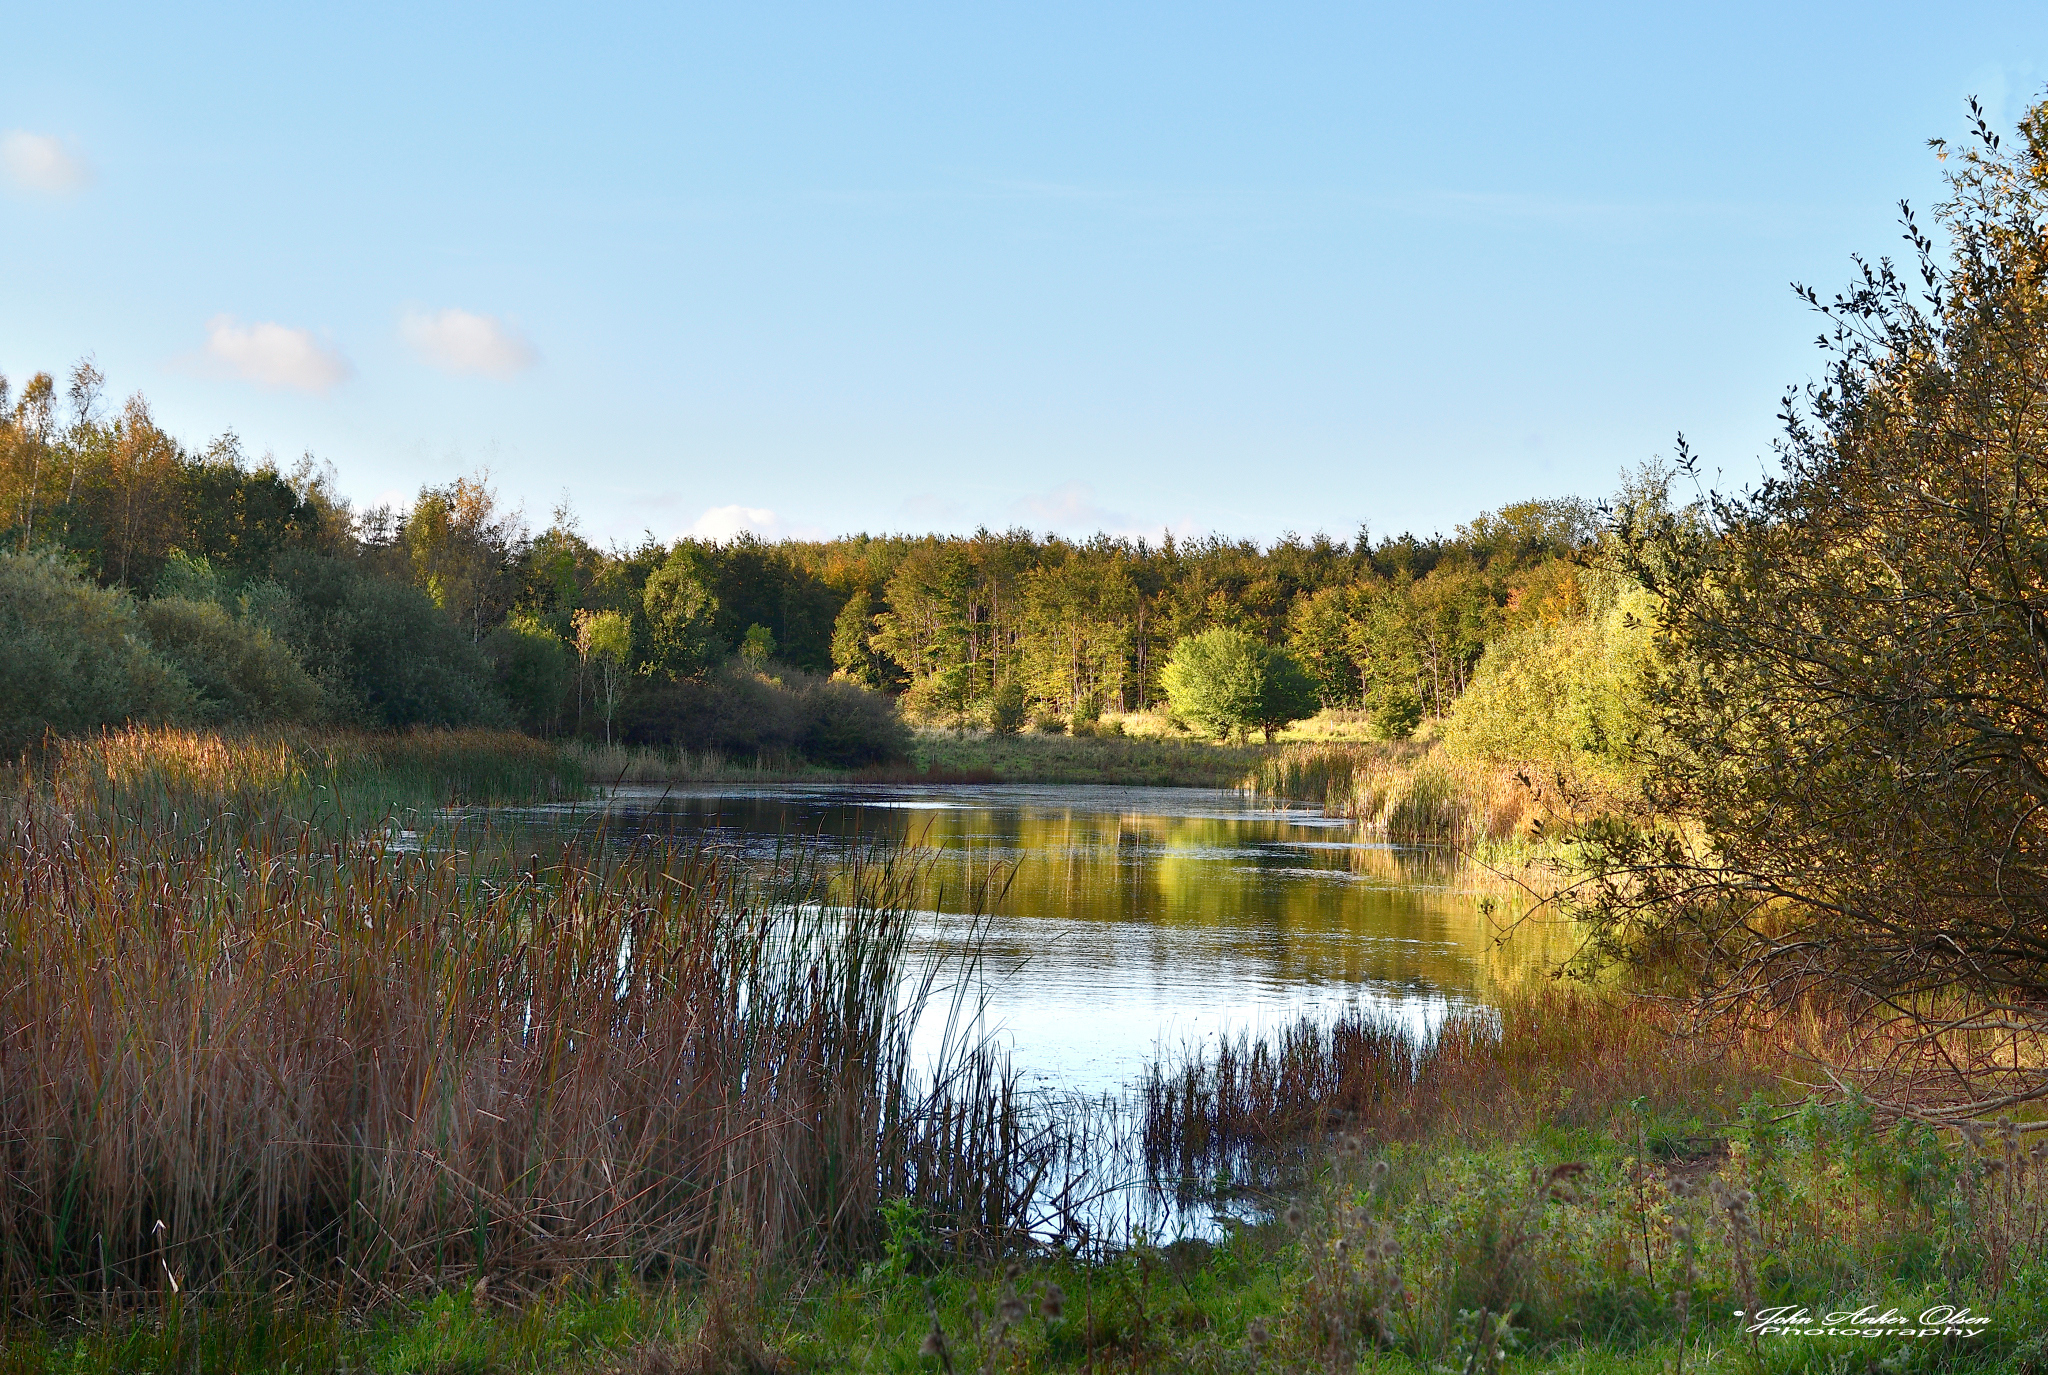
[574,609,630,744]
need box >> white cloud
[401,307,536,377]
[2,131,90,196]
[689,504,779,542]
[203,315,352,392]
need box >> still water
[518,783,1562,1098]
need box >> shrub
[273,552,507,728]
[486,614,574,733]
[1442,573,1654,784]
[618,662,907,766]
[987,682,1027,737]
[139,596,324,725]
[0,551,192,754]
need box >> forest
[0,365,1637,771]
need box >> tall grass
[1244,741,1544,847]
[36,726,585,832]
[1143,990,1777,1188]
[0,759,1049,1308]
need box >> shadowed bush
[0,550,192,754]
[618,662,907,768]
[139,595,324,725]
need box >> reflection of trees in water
[492,791,1584,1000]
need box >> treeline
[0,360,1637,762]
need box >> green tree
[1287,583,1364,706]
[831,587,884,685]
[575,608,631,744]
[988,680,1027,736]
[740,623,777,667]
[1573,100,2048,1109]
[1161,627,1319,743]
[403,475,523,642]
[272,552,504,728]
[641,545,720,676]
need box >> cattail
[1039,1282,1065,1320]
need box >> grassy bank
[560,730,1271,789]
[910,729,1269,787]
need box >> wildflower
[1004,1261,1023,1281]
[1284,1204,1304,1231]
[1381,1239,1400,1259]
[1247,1318,1270,1349]
[1370,1159,1390,1183]
[1039,1282,1065,1320]
[999,1294,1028,1324]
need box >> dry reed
[1142,990,1778,1186]
[0,753,1046,1308]
[1243,742,1546,848]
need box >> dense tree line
[0,359,1609,754]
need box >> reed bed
[0,760,1058,1310]
[1244,741,1544,847]
[1142,990,1778,1188]
[36,726,584,833]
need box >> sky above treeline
[5,3,2048,547]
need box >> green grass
[908,728,1270,787]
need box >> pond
[510,783,1566,1099]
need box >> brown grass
[0,757,1044,1308]
[1142,988,1782,1185]
[1242,741,1551,847]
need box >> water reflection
[502,784,1573,1095]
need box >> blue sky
[5,3,2046,547]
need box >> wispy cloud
[689,504,779,541]
[401,307,536,378]
[1,131,90,196]
[1018,481,1137,535]
[203,316,351,392]
[1013,481,1199,543]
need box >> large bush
[485,614,574,733]
[0,552,191,754]
[139,596,324,725]
[618,662,907,766]
[1441,573,1655,783]
[273,552,506,728]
